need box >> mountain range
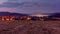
[0,12,60,18]
[0,12,28,16]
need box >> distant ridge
[48,13,60,18]
[0,12,28,16]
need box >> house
[0,16,31,21]
[1,16,15,21]
[30,14,48,21]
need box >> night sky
[0,0,60,14]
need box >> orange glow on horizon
[1,16,15,21]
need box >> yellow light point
[6,18,9,21]
[27,17,31,21]
[2,16,5,21]
[10,18,14,21]
[10,16,15,21]
[2,18,4,21]
[2,16,4,18]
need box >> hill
[0,12,28,16]
[47,13,60,18]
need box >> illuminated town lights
[26,17,31,21]
[6,18,9,21]
[9,16,15,21]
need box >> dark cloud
[8,0,17,1]
[0,0,60,8]
[0,0,60,14]
[0,2,24,7]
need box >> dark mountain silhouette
[48,13,60,18]
[0,12,28,16]
[43,13,60,21]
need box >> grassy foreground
[0,20,60,34]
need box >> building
[0,16,31,21]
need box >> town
[0,12,60,21]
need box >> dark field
[0,20,60,34]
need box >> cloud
[0,0,60,8]
[0,0,60,14]
[8,0,34,3]
[0,2,24,7]
[12,2,60,14]
[0,2,59,14]
[0,0,8,4]
[0,7,16,12]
